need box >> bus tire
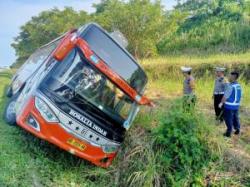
[3,93,19,126]
[6,86,13,98]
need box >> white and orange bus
[4,23,153,167]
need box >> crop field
[0,55,250,186]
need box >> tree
[94,0,168,58]
[12,0,250,67]
[158,0,250,54]
[93,0,113,14]
[12,1,168,66]
[11,7,90,67]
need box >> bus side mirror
[53,31,77,61]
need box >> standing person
[219,72,242,137]
[213,67,227,123]
[181,66,196,110]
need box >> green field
[0,55,250,186]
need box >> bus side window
[17,39,61,81]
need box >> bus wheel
[3,93,19,126]
[6,86,13,98]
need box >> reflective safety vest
[224,82,242,110]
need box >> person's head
[229,71,239,82]
[215,67,225,77]
[216,70,224,77]
[181,67,192,78]
[183,71,191,78]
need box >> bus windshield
[80,24,147,94]
[44,48,134,123]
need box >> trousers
[214,94,224,122]
[224,109,240,134]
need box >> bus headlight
[35,97,59,123]
[102,144,120,153]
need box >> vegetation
[152,101,219,186]
[158,0,250,54]
[3,0,250,186]
[11,0,250,68]
[1,54,250,186]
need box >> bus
[4,23,153,167]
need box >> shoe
[223,132,231,137]
[234,130,240,135]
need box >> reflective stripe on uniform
[214,92,225,95]
[225,102,240,106]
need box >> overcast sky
[0,0,177,67]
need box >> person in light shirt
[213,67,228,123]
[181,66,196,111]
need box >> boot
[223,132,231,138]
[234,129,240,135]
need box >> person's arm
[219,84,232,108]
[219,96,227,106]
[212,79,216,99]
[222,78,229,93]
[190,79,195,92]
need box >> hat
[181,66,192,73]
[215,67,226,72]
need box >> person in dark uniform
[181,66,196,111]
[213,67,227,123]
[219,71,242,137]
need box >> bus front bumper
[16,98,117,168]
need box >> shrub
[153,99,217,186]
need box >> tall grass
[141,53,250,66]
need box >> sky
[0,0,177,67]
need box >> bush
[153,99,217,186]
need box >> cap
[181,66,192,73]
[215,67,226,72]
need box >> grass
[140,53,250,66]
[1,53,250,186]
[146,77,250,109]
[141,55,250,186]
